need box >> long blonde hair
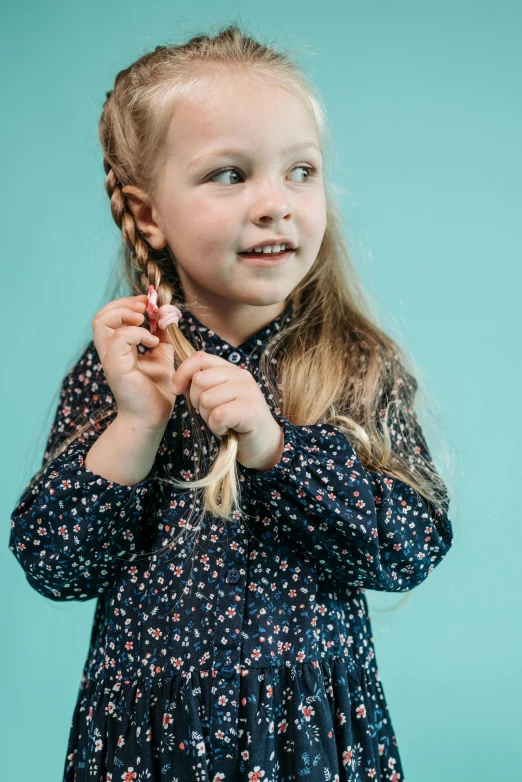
[35,24,456,582]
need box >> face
[123,72,327,343]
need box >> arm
[238,376,453,592]
[8,341,159,602]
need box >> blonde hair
[34,24,456,604]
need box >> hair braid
[100,138,243,522]
[102,156,153,284]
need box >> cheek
[193,214,238,252]
[192,191,238,232]
[303,194,327,242]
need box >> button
[228,351,241,363]
[226,568,240,584]
[220,664,235,679]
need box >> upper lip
[239,237,296,253]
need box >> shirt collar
[177,300,294,363]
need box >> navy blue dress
[9,301,453,781]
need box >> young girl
[9,24,454,782]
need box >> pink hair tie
[146,284,183,336]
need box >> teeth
[252,244,288,253]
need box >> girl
[9,24,454,782]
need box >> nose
[249,180,293,224]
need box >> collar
[177,300,294,364]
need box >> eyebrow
[186,141,322,170]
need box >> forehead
[165,73,319,159]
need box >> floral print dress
[9,301,453,781]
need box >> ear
[121,185,168,250]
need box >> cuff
[43,441,156,510]
[237,413,299,484]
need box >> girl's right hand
[92,294,178,431]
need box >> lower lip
[238,250,295,267]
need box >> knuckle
[211,408,223,424]
[200,390,210,406]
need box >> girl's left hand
[171,351,284,471]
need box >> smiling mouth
[238,249,295,266]
[239,249,289,257]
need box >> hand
[91,294,177,431]
[171,351,285,471]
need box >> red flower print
[301,705,315,721]
[356,703,366,719]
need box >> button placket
[209,528,248,761]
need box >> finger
[93,306,148,331]
[107,325,160,360]
[189,375,237,417]
[93,307,159,359]
[93,306,152,341]
[193,378,248,420]
[208,398,247,437]
[171,352,238,395]
[95,295,149,319]
[184,365,237,398]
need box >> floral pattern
[9,301,453,780]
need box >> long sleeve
[8,340,156,602]
[238,377,454,593]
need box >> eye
[208,164,319,185]
[210,168,243,185]
[289,165,318,182]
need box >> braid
[103,154,176,309]
[103,156,152,286]
[100,147,242,521]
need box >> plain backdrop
[2,1,520,780]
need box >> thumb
[150,332,175,364]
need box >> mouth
[238,249,295,267]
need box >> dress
[9,300,454,782]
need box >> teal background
[2,1,520,779]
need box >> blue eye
[290,165,318,182]
[211,168,242,185]
[209,165,318,185]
